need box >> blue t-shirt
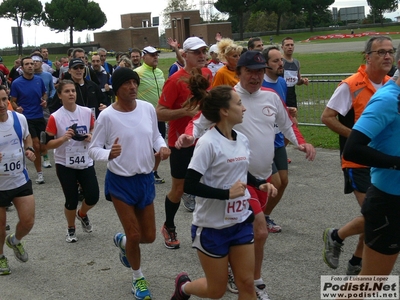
[353,79,400,195]
[10,75,46,120]
[36,71,55,99]
[262,77,288,148]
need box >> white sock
[121,235,126,249]
[132,268,144,280]
[11,234,20,245]
[181,282,189,295]
[254,278,264,286]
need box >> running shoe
[161,224,180,249]
[171,272,191,300]
[0,256,10,275]
[346,261,362,276]
[131,276,152,300]
[5,234,28,262]
[66,228,78,243]
[42,159,52,168]
[35,173,45,184]
[113,232,131,268]
[181,193,195,212]
[154,171,165,184]
[227,266,238,294]
[255,283,271,300]
[322,228,343,269]
[76,210,93,233]
[265,216,282,233]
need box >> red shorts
[248,184,269,215]
[247,176,271,215]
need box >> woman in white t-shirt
[45,80,99,243]
[170,70,277,300]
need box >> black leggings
[56,164,99,210]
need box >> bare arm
[321,106,352,138]
[45,129,74,150]
[296,70,308,86]
[156,103,198,122]
[10,96,21,112]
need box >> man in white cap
[135,46,166,184]
[156,37,212,250]
[207,44,224,77]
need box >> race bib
[65,145,89,169]
[0,148,24,176]
[284,70,298,87]
[223,183,252,224]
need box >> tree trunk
[17,26,23,56]
[275,13,282,36]
[239,13,244,40]
[69,26,74,47]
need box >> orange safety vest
[339,65,390,169]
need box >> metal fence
[296,73,352,126]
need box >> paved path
[3,147,399,299]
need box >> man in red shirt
[156,37,212,250]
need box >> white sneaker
[66,228,78,243]
[35,174,45,184]
[42,160,52,168]
[227,266,238,294]
[255,284,271,300]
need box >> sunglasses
[72,65,85,70]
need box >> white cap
[183,37,208,51]
[209,44,218,53]
[142,46,160,55]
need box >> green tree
[246,11,278,32]
[162,0,194,28]
[252,0,295,35]
[42,0,106,47]
[301,0,334,32]
[0,0,42,55]
[367,0,398,26]
[214,0,254,40]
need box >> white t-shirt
[0,111,30,190]
[189,128,251,229]
[89,100,166,176]
[192,84,299,179]
[48,105,94,168]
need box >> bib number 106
[3,161,21,172]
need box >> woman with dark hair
[45,80,99,243]
[170,70,277,300]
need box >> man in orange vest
[321,35,394,275]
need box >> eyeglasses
[187,49,208,55]
[368,49,395,57]
[72,65,85,70]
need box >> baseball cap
[69,58,85,69]
[237,51,266,69]
[142,46,160,55]
[209,44,218,54]
[183,37,208,51]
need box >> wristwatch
[26,146,35,153]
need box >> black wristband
[26,146,35,153]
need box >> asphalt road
[3,146,399,300]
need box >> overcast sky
[0,0,398,49]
